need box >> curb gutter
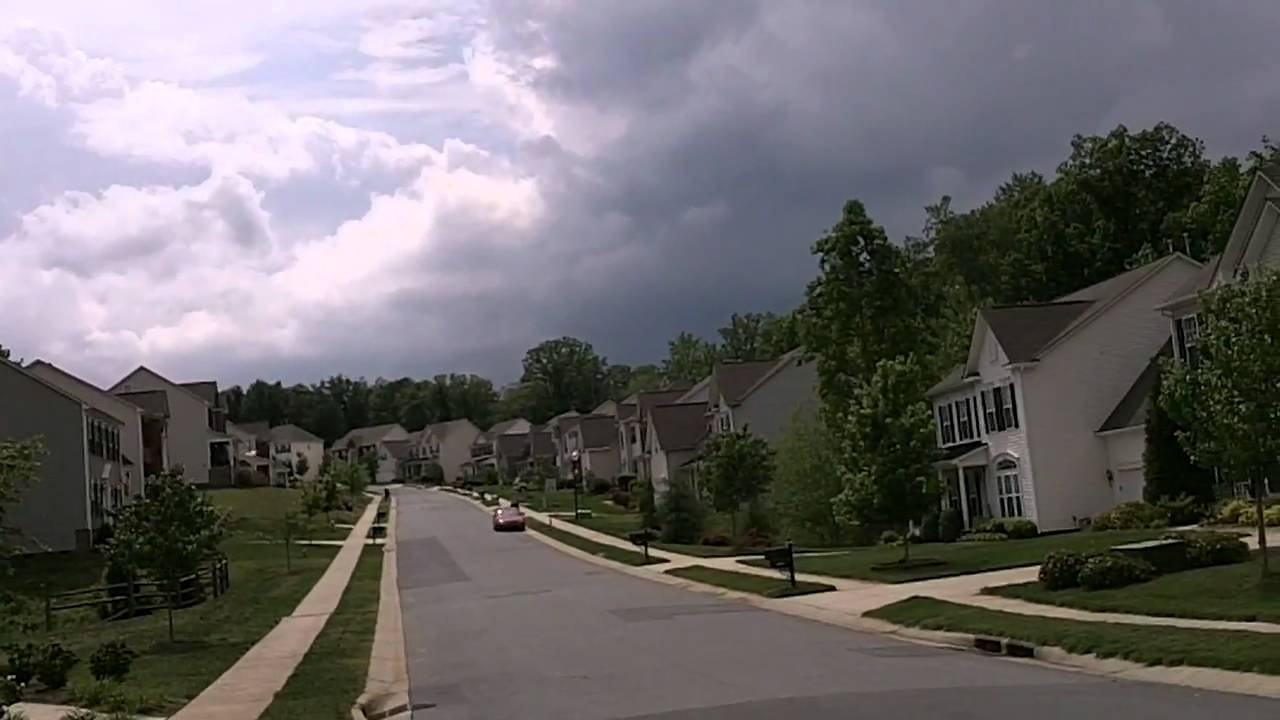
[352,493,413,720]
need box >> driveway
[396,489,1278,719]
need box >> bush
[1092,502,1169,531]
[1165,531,1250,568]
[1267,504,1280,527]
[0,673,22,705]
[700,533,731,547]
[590,478,613,495]
[33,643,78,690]
[658,479,705,544]
[234,468,255,487]
[70,679,130,713]
[1002,519,1039,539]
[1154,493,1206,526]
[1215,499,1251,524]
[616,474,636,492]
[878,530,901,546]
[3,643,39,685]
[88,642,136,683]
[918,512,940,543]
[1238,507,1258,526]
[958,532,1007,542]
[609,490,631,509]
[1039,551,1086,590]
[740,528,773,548]
[1077,553,1155,590]
[938,509,963,543]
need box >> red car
[492,506,526,532]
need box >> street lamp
[570,449,583,519]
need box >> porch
[936,441,992,531]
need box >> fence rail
[44,557,230,630]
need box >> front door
[964,466,987,527]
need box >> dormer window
[1175,314,1201,368]
[937,404,956,445]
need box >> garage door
[1114,468,1144,505]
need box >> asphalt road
[397,489,1277,719]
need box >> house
[1155,166,1280,498]
[269,424,324,484]
[25,360,148,499]
[560,414,622,482]
[705,349,818,443]
[1,360,125,552]
[927,253,1201,532]
[646,402,710,497]
[401,418,481,484]
[624,388,693,489]
[329,423,410,484]
[228,421,273,485]
[109,367,233,486]
[463,418,532,478]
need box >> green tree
[657,478,705,544]
[773,407,844,546]
[358,452,379,486]
[702,429,775,539]
[1142,367,1214,506]
[108,472,227,640]
[620,364,665,398]
[293,455,310,481]
[832,356,937,562]
[333,460,370,502]
[717,313,771,361]
[1,437,46,562]
[519,337,609,422]
[663,331,719,386]
[760,310,802,357]
[1160,267,1280,576]
[636,478,657,529]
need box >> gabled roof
[980,301,1093,364]
[616,403,637,422]
[1,359,84,407]
[488,418,529,435]
[425,418,478,440]
[332,423,405,448]
[636,388,690,418]
[238,421,271,441]
[1159,255,1220,310]
[578,415,618,449]
[25,359,144,420]
[734,348,808,406]
[1098,340,1172,433]
[116,390,170,417]
[180,381,220,406]
[650,403,708,452]
[110,365,216,408]
[675,375,712,403]
[711,359,777,407]
[927,365,967,397]
[271,423,322,443]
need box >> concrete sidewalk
[169,498,380,720]
[355,492,410,720]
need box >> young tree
[1142,367,1214,506]
[773,407,844,546]
[1160,267,1280,576]
[333,461,370,503]
[701,429,775,539]
[832,356,938,562]
[109,472,227,640]
[657,477,705,544]
[1,437,46,562]
[358,452,379,485]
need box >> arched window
[994,457,1023,518]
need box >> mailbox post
[628,528,657,563]
[570,449,584,519]
[763,541,796,588]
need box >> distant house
[625,388,694,490]
[646,402,710,497]
[228,421,273,485]
[463,418,532,478]
[329,423,410,484]
[705,349,818,444]
[1,360,126,552]
[270,424,324,484]
[109,367,233,486]
[927,253,1201,532]
[401,418,481,484]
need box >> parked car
[492,506,526,532]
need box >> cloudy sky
[2,1,1278,389]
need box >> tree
[701,429,775,539]
[760,310,802,357]
[657,478,704,544]
[293,455,310,481]
[1160,267,1280,576]
[333,460,370,501]
[663,331,719,386]
[620,364,665,398]
[832,356,937,562]
[773,407,844,546]
[108,472,227,640]
[1142,367,1214,506]
[519,337,609,422]
[717,313,771,361]
[0,344,8,360]
[1,437,45,562]
[358,452,379,486]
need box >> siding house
[705,349,818,444]
[402,418,481,484]
[270,424,324,484]
[329,423,410,484]
[109,367,232,486]
[463,418,532,478]
[625,389,692,490]
[927,254,1201,532]
[646,402,709,497]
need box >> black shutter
[937,406,946,440]
[1175,318,1188,361]
[980,392,990,433]
[968,398,977,437]
[993,386,1007,431]
[1008,383,1019,428]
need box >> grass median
[665,565,835,598]
[526,518,668,566]
[866,596,1280,675]
[259,546,384,720]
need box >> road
[396,489,1277,719]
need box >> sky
[2,1,1279,390]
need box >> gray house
[109,367,231,486]
[1,360,120,553]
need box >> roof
[271,424,322,443]
[425,418,476,439]
[616,403,637,422]
[1160,254,1220,309]
[578,415,617,449]
[488,418,527,435]
[530,429,555,457]
[496,433,529,460]
[733,348,808,406]
[238,421,271,440]
[676,375,712,403]
[980,301,1093,363]
[712,359,777,406]
[383,439,413,461]
[332,423,405,448]
[650,403,708,452]
[24,360,143,419]
[938,441,986,462]
[116,389,170,417]
[1098,340,1172,433]
[927,365,967,397]
[109,366,217,408]
[636,388,691,417]
[179,381,219,406]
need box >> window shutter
[993,386,1006,431]
[937,406,946,440]
[968,398,977,435]
[1008,382,1019,429]
[1175,318,1187,361]
[980,392,990,433]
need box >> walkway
[169,497,381,720]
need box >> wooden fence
[44,557,230,630]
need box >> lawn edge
[663,564,836,598]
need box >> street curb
[352,494,413,720]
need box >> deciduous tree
[0,437,45,563]
[701,429,774,539]
[519,336,609,422]
[663,331,719,386]
[773,407,844,546]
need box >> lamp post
[570,449,583,519]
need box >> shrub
[88,642,135,683]
[918,512,940,543]
[1039,551,1086,590]
[34,643,78,690]
[1238,507,1258,526]
[616,474,636,492]
[1077,553,1155,590]
[234,468,255,487]
[1002,519,1039,539]
[938,509,963,542]
[878,530,901,546]
[974,518,1002,534]
[3,644,39,685]
[1154,493,1205,526]
[609,490,631,509]
[700,533,731,547]
[1165,531,1250,568]
[590,478,613,495]
[70,679,130,713]
[0,673,23,705]
[1092,502,1169,531]
[958,532,1007,542]
[658,479,705,544]
[1215,499,1251,524]
[740,528,773,548]
[1267,504,1280,527]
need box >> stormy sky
[1,0,1278,389]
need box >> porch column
[956,463,971,530]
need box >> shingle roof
[332,423,404,448]
[530,430,555,457]
[616,403,637,422]
[426,418,475,439]
[116,390,170,417]
[980,301,1093,363]
[939,440,986,462]
[927,365,967,397]
[650,403,708,451]
[496,433,529,460]
[238,421,271,440]
[1160,254,1219,308]
[271,424,322,443]
[637,389,691,416]
[712,359,778,406]
[179,381,219,406]
[489,418,527,435]
[1098,340,1172,433]
[579,415,618,449]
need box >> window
[990,383,1019,431]
[717,413,731,432]
[980,390,996,433]
[995,458,1023,518]
[1175,314,1200,367]
[955,398,975,442]
[937,404,956,445]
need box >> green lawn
[0,487,357,714]
[986,550,1280,623]
[665,565,835,598]
[867,596,1280,675]
[208,487,371,541]
[526,518,667,567]
[742,530,1165,583]
[259,547,383,720]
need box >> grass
[259,547,383,720]
[0,487,363,714]
[665,565,835,598]
[526,518,667,566]
[209,486,371,541]
[867,596,1280,675]
[986,550,1280,623]
[742,529,1166,583]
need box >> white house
[329,423,410,484]
[927,253,1201,532]
[269,424,324,484]
[109,367,231,486]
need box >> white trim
[1096,424,1142,438]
